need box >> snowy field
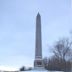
[24,71,64,72]
[24,71,63,72]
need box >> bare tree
[51,38,72,71]
[43,38,72,71]
[53,38,72,61]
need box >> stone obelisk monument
[34,13,44,69]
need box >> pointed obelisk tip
[38,12,40,14]
[37,12,40,17]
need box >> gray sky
[0,0,72,70]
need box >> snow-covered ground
[24,71,63,72]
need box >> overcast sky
[0,0,72,71]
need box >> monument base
[34,59,44,68]
[33,67,46,71]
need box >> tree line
[43,38,72,71]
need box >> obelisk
[34,13,44,69]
